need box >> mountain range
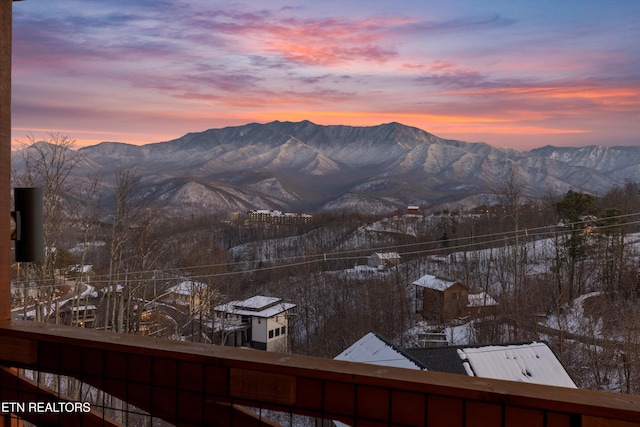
[13,121,640,215]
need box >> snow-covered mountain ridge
[15,121,640,214]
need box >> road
[11,280,94,321]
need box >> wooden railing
[1,320,639,426]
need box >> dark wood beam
[0,367,124,427]
[0,0,13,323]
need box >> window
[275,328,280,337]
[281,326,286,335]
[268,330,274,339]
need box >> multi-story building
[212,295,296,352]
[247,209,312,225]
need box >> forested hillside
[10,135,640,396]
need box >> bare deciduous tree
[12,133,83,321]
[493,163,526,296]
[101,169,142,332]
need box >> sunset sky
[10,0,640,150]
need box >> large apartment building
[247,209,312,225]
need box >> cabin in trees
[166,280,212,314]
[407,206,421,215]
[213,296,296,352]
[413,275,469,322]
[412,275,498,323]
[57,300,97,328]
[467,291,498,318]
[367,252,401,269]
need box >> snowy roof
[251,209,282,214]
[412,274,462,291]
[103,284,125,294]
[334,332,423,370]
[341,333,576,389]
[371,252,401,260]
[68,264,93,273]
[235,295,280,310]
[248,210,311,219]
[467,292,498,307]
[169,281,207,296]
[70,305,97,312]
[214,296,296,318]
[283,212,312,218]
[457,342,576,388]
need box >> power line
[13,212,640,287]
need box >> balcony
[1,320,640,426]
[1,3,640,426]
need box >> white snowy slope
[13,120,637,214]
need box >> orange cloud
[452,85,640,106]
[266,41,396,66]
[249,110,586,136]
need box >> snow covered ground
[543,291,602,335]
[11,282,96,321]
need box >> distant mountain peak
[12,121,637,215]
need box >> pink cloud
[199,12,403,66]
[11,3,640,151]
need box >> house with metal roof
[336,332,576,388]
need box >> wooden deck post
[1,9,16,427]
[0,0,14,323]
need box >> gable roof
[403,346,468,375]
[407,341,576,388]
[459,342,576,387]
[334,332,424,370]
[412,274,465,291]
[338,333,576,389]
